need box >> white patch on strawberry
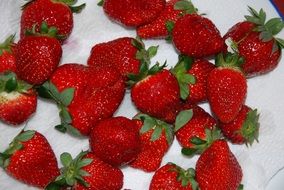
[225,37,239,54]
[0,91,20,102]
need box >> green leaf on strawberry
[174,109,193,132]
[0,34,15,55]
[0,72,33,94]
[174,0,198,15]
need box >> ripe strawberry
[207,53,247,123]
[0,35,16,73]
[223,7,284,77]
[15,22,62,85]
[89,117,141,167]
[0,130,59,188]
[172,14,224,57]
[21,0,85,41]
[0,72,37,125]
[149,163,198,190]
[220,105,260,145]
[196,140,243,190]
[46,151,123,190]
[102,0,166,27]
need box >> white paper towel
[0,0,284,189]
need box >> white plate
[266,168,284,190]
[0,0,284,189]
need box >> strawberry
[149,163,198,190]
[89,117,141,167]
[196,140,243,190]
[21,0,85,41]
[0,35,16,73]
[130,114,174,172]
[223,7,284,77]
[87,37,158,79]
[220,105,260,145]
[46,151,123,190]
[15,22,62,85]
[207,53,247,123]
[101,0,166,27]
[172,14,224,58]
[0,72,37,125]
[0,130,59,188]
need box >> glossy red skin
[220,105,251,144]
[150,164,193,190]
[74,153,124,190]
[103,0,166,27]
[224,21,281,77]
[187,59,215,103]
[15,36,62,85]
[21,0,73,41]
[176,107,216,148]
[137,0,181,39]
[87,37,141,78]
[196,140,243,190]
[89,117,141,167]
[0,50,17,73]
[131,69,180,123]
[6,132,59,188]
[130,120,171,172]
[0,89,37,125]
[172,14,224,58]
[207,68,247,123]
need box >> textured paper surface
[0,0,284,189]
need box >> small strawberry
[196,140,243,190]
[0,72,37,125]
[207,53,247,123]
[220,105,260,145]
[89,117,141,167]
[46,151,124,190]
[149,163,198,190]
[101,0,166,27]
[0,130,59,188]
[21,0,85,41]
[223,7,284,77]
[16,22,62,85]
[0,35,16,73]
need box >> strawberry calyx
[174,0,198,16]
[245,6,284,49]
[215,52,244,72]
[0,72,33,94]
[181,127,222,157]
[168,162,199,189]
[171,55,196,100]
[174,109,193,132]
[97,0,104,6]
[0,130,35,168]
[0,34,15,56]
[45,151,93,190]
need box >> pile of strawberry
[0,0,283,189]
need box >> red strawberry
[207,53,247,123]
[89,117,141,167]
[172,14,224,58]
[0,130,59,188]
[196,140,243,190]
[102,0,166,27]
[220,105,260,145]
[150,163,198,190]
[16,22,62,85]
[20,0,85,41]
[0,35,16,73]
[223,7,284,77]
[0,72,37,125]
[46,151,124,190]
[130,114,174,172]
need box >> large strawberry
[220,105,260,145]
[149,163,198,190]
[196,140,243,190]
[16,22,62,85]
[101,0,166,27]
[89,117,141,167]
[46,151,124,190]
[223,7,284,77]
[0,35,16,73]
[207,53,247,123]
[0,72,37,125]
[0,130,59,188]
[21,0,85,41]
